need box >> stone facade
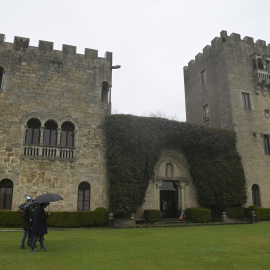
[0,34,112,211]
[184,31,270,208]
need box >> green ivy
[105,115,246,217]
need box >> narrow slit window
[242,92,251,110]
[263,135,270,155]
[0,67,4,90]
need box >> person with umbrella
[30,203,51,252]
[30,193,63,252]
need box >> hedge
[144,209,161,223]
[0,207,109,228]
[226,207,245,219]
[258,208,270,221]
[186,208,211,223]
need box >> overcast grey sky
[1,0,269,121]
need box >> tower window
[101,81,109,103]
[44,120,58,146]
[200,68,207,91]
[252,184,261,207]
[242,93,251,110]
[202,103,210,124]
[25,118,41,145]
[0,67,4,90]
[0,179,13,210]
[263,135,270,155]
[77,182,90,210]
[61,122,75,148]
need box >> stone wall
[184,31,270,208]
[0,35,113,211]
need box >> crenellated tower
[0,34,116,211]
[184,30,270,209]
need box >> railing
[23,145,75,159]
[253,70,270,84]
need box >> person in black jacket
[30,203,50,252]
[20,206,32,249]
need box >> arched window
[0,179,13,210]
[101,81,109,103]
[25,118,41,145]
[252,184,261,207]
[61,122,75,148]
[77,182,90,210]
[44,120,58,146]
[0,67,4,90]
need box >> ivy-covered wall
[105,114,246,217]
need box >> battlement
[184,30,270,71]
[0,34,112,62]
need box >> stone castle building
[0,34,113,211]
[0,34,199,218]
[3,30,269,218]
[184,30,270,208]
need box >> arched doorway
[160,181,178,218]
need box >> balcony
[21,145,75,161]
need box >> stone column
[154,180,163,210]
[57,128,62,146]
[40,127,44,145]
[180,183,187,210]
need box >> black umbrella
[34,193,63,204]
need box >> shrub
[244,205,260,221]
[94,207,109,226]
[144,209,161,223]
[258,208,270,221]
[0,211,22,227]
[226,207,245,219]
[186,208,211,223]
[0,209,108,228]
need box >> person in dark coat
[30,203,50,252]
[20,206,32,249]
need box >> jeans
[31,234,45,250]
[21,229,29,248]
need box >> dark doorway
[160,181,178,218]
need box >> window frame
[242,92,251,110]
[263,135,270,155]
[77,182,90,211]
[0,179,13,210]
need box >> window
[252,184,261,207]
[0,179,13,210]
[77,182,90,210]
[0,67,3,90]
[101,81,109,103]
[44,121,58,146]
[61,122,75,148]
[25,118,41,145]
[202,103,210,124]
[242,92,251,110]
[200,68,207,91]
[263,135,270,155]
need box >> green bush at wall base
[226,207,245,219]
[186,208,211,223]
[0,207,109,228]
[258,208,270,221]
[244,205,260,221]
[0,211,22,227]
[144,209,161,223]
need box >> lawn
[0,222,270,270]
